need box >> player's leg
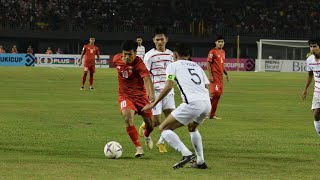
[159,103,197,169]
[209,83,222,119]
[187,100,211,169]
[119,99,144,157]
[142,116,154,150]
[312,93,320,135]
[89,65,95,90]
[81,67,89,90]
[138,100,162,137]
[156,94,175,152]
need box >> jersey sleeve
[143,53,152,71]
[82,45,86,53]
[306,57,312,72]
[96,47,100,55]
[137,59,150,78]
[165,63,175,81]
[207,50,214,63]
[201,69,210,85]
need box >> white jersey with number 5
[166,60,210,103]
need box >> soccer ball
[104,141,123,159]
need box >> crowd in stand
[0,0,320,37]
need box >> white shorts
[171,100,211,126]
[312,92,320,109]
[153,91,175,115]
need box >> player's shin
[161,129,192,156]
[314,120,320,136]
[126,125,142,147]
[190,130,205,164]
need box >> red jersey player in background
[207,35,229,119]
[113,40,155,158]
[79,37,100,90]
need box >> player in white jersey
[303,38,320,136]
[136,37,145,59]
[139,28,175,153]
[142,42,211,169]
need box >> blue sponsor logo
[0,54,35,66]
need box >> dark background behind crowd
[0,0,319,58]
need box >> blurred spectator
[27,45,33,54]
[11,45,18,53]
[56,48,63,54]
[0,45,5,53]
[46,47,53,54]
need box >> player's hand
[99,60,102,68]
[142,103,155,111]
[225,75,229,82]
[149,95,155,103]
[79,59,82,66]
[302,90,307,100]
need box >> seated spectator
[46,47,53,54]
[27,45,33,54]
[56,48,63,54]
[11,45,18,53]
[0,45,6,53]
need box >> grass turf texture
[0,67,318,179]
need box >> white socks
[157,135,165,144]
[190,130,204,164]
[161,129,192,156]
[314,121,320,136]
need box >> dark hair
[174,42,191,57]
[308,38,320,46]
[121,40,138,52]
[154,27,167,37]
[215,35,224,41]
[136,36,142,39]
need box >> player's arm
[143,76,155,102]
[223,69,229,82]
[142,75,174,111]
[96,49,101,67]
[79,48,85,66]
[207,52,214,83]
[302,71,313,100]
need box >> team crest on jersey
[209,54,213,58]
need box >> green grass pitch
[0,67,318,179]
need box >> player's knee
[187,122,198,132]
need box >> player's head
[173,42,191,61]
[89,37,95,44]
[121,40,138,64]
[215,35,225,49]
[136,36,143,46]
[153,27,168,52]
[309,38,320,55]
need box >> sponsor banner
[192,57,255,71]
[263,59,307,72]
[35,54,111,68]
[0,54,36,66]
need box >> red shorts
[118,96,153,119]
[84,64,96,73]
[209,82,223,95]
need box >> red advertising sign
[192,58,255,71]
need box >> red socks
[126,125,141,147]
[210,95,221,118]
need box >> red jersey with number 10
[113,53,150,100]
[207,48,225,82]
[83,44,100,66]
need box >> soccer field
[0,67,318,179]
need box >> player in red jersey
[79,37,100,90]
[207,35,229,119]
[113,40,155,158]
